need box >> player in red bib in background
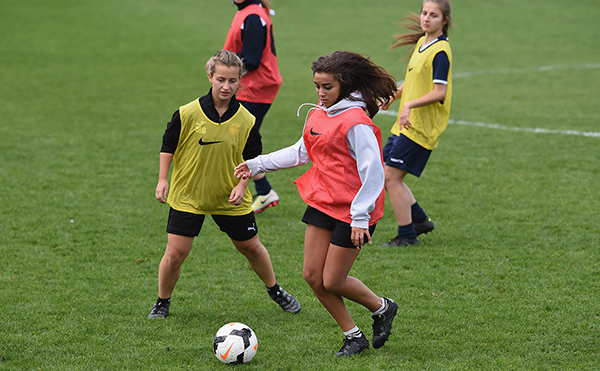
[223,0,282,213]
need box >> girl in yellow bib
[380,0,453,247]
[147,50,300,319]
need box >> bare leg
[158,233,194,299]
[384,165,416,226]
[322,244,382,313]
[303,224,381,331]
[231,235,276,288]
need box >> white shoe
[251,189,279,213]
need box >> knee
[384,172,400,186]
[235,239,263,257]
[162,249,186,268]
[303,269,323,289]
[384,167,405,185]
[322,277,343,295]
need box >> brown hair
[207,49,247,78]
[311,51,397,118]
[389,0,452,56]
[258,0,271,12]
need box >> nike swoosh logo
[220,344,234,359]
[199,138,223,146]
[409,67,414,72]
[310,127,322,136]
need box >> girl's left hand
[351,227,372,249]
[229,185,244,205]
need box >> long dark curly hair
[311,51,397,118]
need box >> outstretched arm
[235,137,310,179]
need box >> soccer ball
[213,322,258,364]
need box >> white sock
[371,297,388,316]
[343,326,362,339]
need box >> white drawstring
[296,103,320,132]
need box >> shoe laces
[273,290,292,306]
[372,315,384,331]
[152,304,168,314]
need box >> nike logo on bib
[198,138,223,146]
[310,127,322,136]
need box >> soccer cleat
[147,303,169,319]
[372,298,399,349]
[380,235,420,247]
[335,333,370,357]
[270,288,301,314]
[414,218,434,236]
[251,189,279,213]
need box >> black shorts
[382,134,432,177]
[301,206,376,249]
[166,208,258,241]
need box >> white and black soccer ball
[213,322,258,364]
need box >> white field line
[379,63,600,138]
[453,63,600,79]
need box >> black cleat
[372,298,399,349]
[147,303,169,319]
[335,333,370,357]
[414,218,434,236]
[380,236,420,247]
[271,288,301,314]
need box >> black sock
[397,224,417,239]
[411,202,428,224]
[254,176,272,196]
[156,297,170,307]
[266,283,281,298]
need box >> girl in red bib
[224,0,282,213]
[235,51,399,356]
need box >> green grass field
[1,0,599,369]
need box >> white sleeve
[346,124,385,229]
[246,137,310,176]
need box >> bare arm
[398,83,447,130]
[155,152,174,203]
[229,176,251,205]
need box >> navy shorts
[166,208,258,241]
[301,206,376,249]
[382,134,432,177]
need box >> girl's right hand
[155,179,169,203]
[399,104,413,130]
[380,86,403,110]
[379,95,395,110]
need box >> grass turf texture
[1,0,599,369]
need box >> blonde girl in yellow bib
[147,50,300,319]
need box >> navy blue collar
[419,34,448,52]
[234,0,261,11]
